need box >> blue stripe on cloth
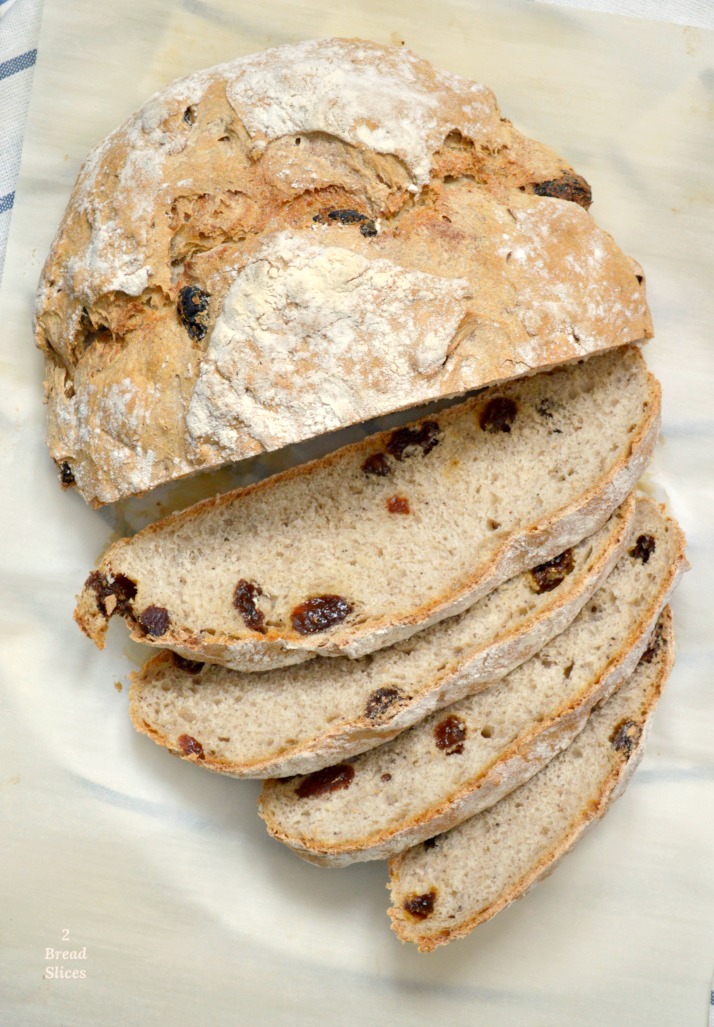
[0,49,37,81]
[0,193,15,214]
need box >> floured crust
[127,498,635,778]
[35,37,652,506]
[388,609,674,951]
[257,500,687,866]
[73,348,661,672]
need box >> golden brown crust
[36,38,652,506]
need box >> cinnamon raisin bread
[35,38,652,506]
[258,498,686,865]
[388,609,674,951]
[75,347,660,672]
[129,499,634,777]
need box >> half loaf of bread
[35,38,652,505]
[129,498,635,777]
[258,498,686,865]
[388,608,674,951]
[75,347,659,672]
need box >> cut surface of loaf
[129,499,635,777]
[388,608,674,951]
[35,37,652,505]
[258,498,686,865]
[75,347,660,672]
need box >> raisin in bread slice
[129,500,635,777]
[75,347,659,672]
[258,498,686,865]
[388,608,674,951]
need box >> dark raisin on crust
[171,653,205,674]
[386,495,410,515]
[178,734,205,758]
[630,534,656,564]
[328,209,367,224]
[533,172,592,210]
[359,220,378,237]
[295,763,355,798]
[362,452,392,477]
[183,105,197,125]
[479,397,518,433]
[85,571,137,618]
[386,421,441,461]
[291,595,352,635]
[59,461,75,486]
[609,719,643,758]
[365,687,404,720]
[139,605,170,637]
[233,579,266,634]
[177,285,210,341]
[529,548,575,594]
[403,890,437,920]
[640,621,664,664]
[434,715,467,756]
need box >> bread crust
[387,609,674,951]
[35,38,652,506]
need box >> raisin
[386,421,441,461]
[610,719,642,757]
[359,220,378,237]
[233,579,266,634]
[177,285,210,341]
[386,495,410,515]
[85,571,137,617]
[183,105,196,125]
[178,734,205,759]
[536,399,553,419]
[291,595,352,635]
[640,622,663,664]
[295,763,355,798]
[533,172,592,209]
[434,715,467,755]
[479,397,518,433]
[328,209,367,224]
[529,549,575,594]
[139,605,170,637]
[362,453,392,477]
[381,773,392,782]
[171,653,204,674]
[423,836,438,850]
[59,461,75,486]
[365,687,404,720]
[403,891,436,920]
[630,534,656,564]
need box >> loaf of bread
[35,38,652,506]
[388,608,674,951]
[74,348,659,672]
[258,498,686,865]
[129,499,634,777]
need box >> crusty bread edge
[388,607,674,952]
[128,497,636,778]
[260,502,687,865]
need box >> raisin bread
[128,499,635,777]
[35,38,652,506]
[75,347,660,672]
[388,609,674,951]
[258,498,686,865]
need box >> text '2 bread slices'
[388,608,674,952]
[76,347,659,672]
[128,499,635,777]
[257,497,686,865]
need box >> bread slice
[35,38,652,506]
[129,499,635,777]
[75,347,659,672]
[258,498,686,865]
[388,608,674,951]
